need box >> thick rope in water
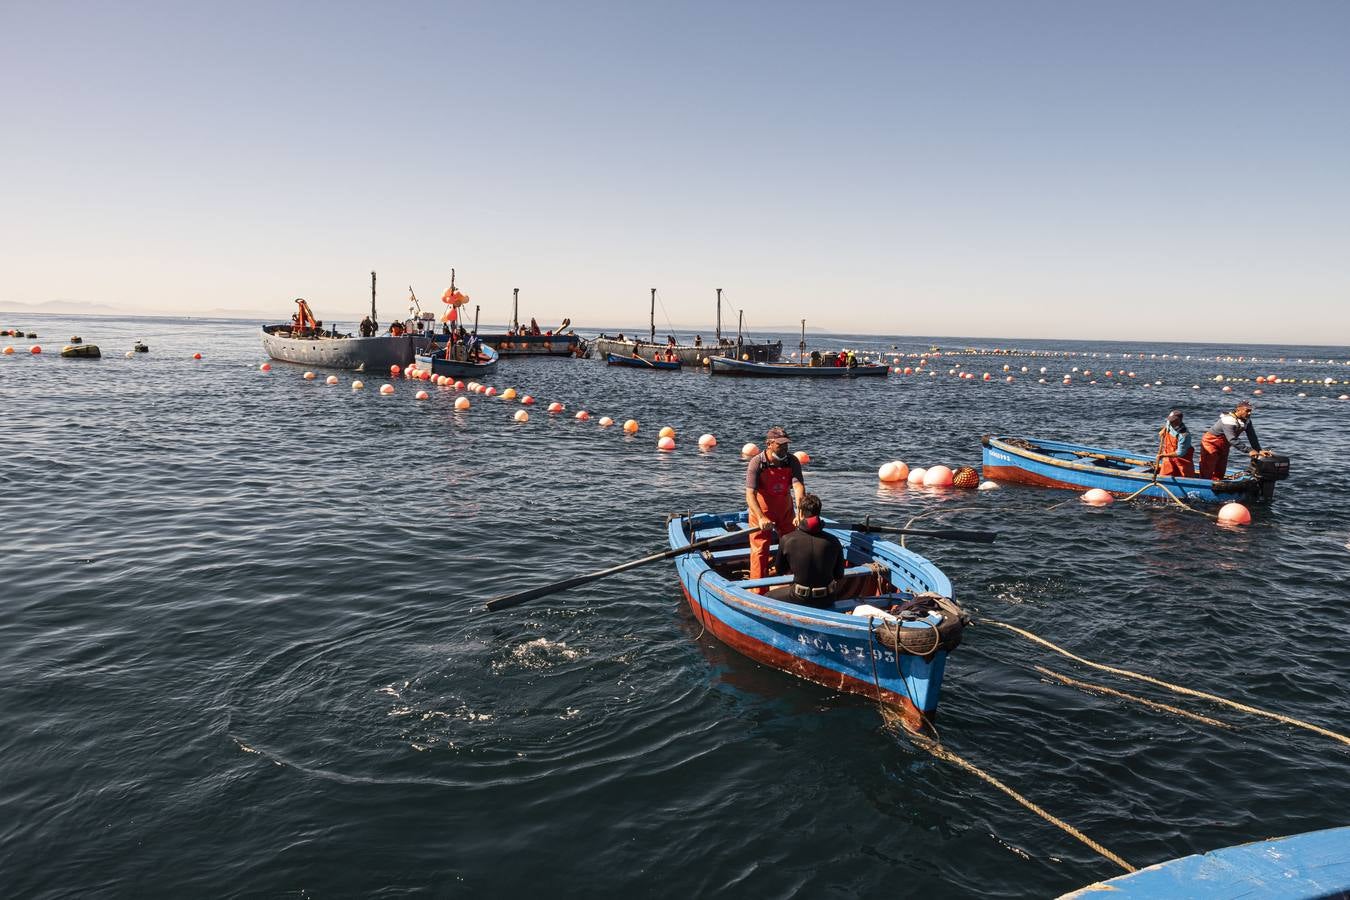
[1151,479,1222,520]
[985,620,1350,747]
[883,710,1137,874]
[1034,666,1232,729]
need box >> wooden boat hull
[592,337,782,365]
[412,344,499,378]
[981,435,1276,503]
[261,325,414,371]
[668,512,961,731]
[477,333,582,357]
[605,353,682,370]
[710,357,889,377]
[1059,825,1350,899]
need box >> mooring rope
[884,712,1137,874]
[1034,666,1232,729]
[985,619,1350,748]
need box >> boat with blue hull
[1059,825,1350,899]
[605,352,682,371]
[667,512,968,732]
[981,435,1289,504]
[411,343,499,379]
[709,356,889,378]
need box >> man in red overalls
[745,426,806,593]
[1156,409,1195,477]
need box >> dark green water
[2,315,1347,897]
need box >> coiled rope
[985,619,1350,748]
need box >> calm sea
[2,314,1347,898]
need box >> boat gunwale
[986,434,1255,490]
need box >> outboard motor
[1248,454,1290,501]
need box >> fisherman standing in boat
[1199,400,1261,480]
[745,427,806,593]
[776,494,844,608]
[1156,409,1196,477]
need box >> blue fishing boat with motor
[606,352,682,371]
[667,511,969,732]
[411,342,499,379]
[1059,824,1350,899]
[981,435,1290,504]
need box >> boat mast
[649,288,656,344]
[371,271,377,321]
[715,288,722,345]
[512,288,519,332]
[737,309,744,357]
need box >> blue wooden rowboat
[709,356,889,378]
[412,342,499,379]
[606,352,682,371]
[668,512,968,731]
[981,435,1289,504]
[1059,825,1350,899]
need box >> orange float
[1217,502,1251,526]
[741,442,759,459]
[1082,488,1114,506]
[352,380,365,390]
[794,450,810,465]
[623,419,639,433]
[514,410,529,422]
[923,465,953,487]
[380,384,395,395]
[548,401,564,413]
[659,426,676,439]
[325,375,339,385]
[698,433,717,449]
[415,390,429,400]
[657,436,675,451]
[454,397,471,410]
[260,362,271,372]
[906,467,927,485]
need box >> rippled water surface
[2,315,1348,897]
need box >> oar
[484,528,753,612]
[849,523,998,544]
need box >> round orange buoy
[380,384,394,395]
[415,389,429,400]
[659,426,676,439]
[1082,488,1114,506]
[521,395,535,405]
[698,433,717,449]
[1217,502,1251,526]
[794,450,810,465]
[878,461,907,482]
[352,380,365,390]
[454,380,464,390]
[303,371,315,380]
[952,466,979,488]
[657,436,675,451]
[741,442,759,459]
[547,401,564,413]
[514,409,529,422]
[978,480,999,491]
[1253,389,1263,395]
[1006,375,1014,383]
[982,373,991,381]
[454,396,470,410]
[260,362,271,372]
[907,467,927,485]
[390,364,401,376]
[575,410,591,421]
[1222,385,1233,393]
[502,388,517,400]
[923,465,954,487]
[3,346,13,354]
[599,416,614,427]
[1255,375,1265,384]
[326,375,339,385]
[192,352,201,359]
[485,386,497,396]
[623,419,639,433]
[903,366,913,375]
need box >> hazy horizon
[3,2,1347,345]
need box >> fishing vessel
[474,289,583,357]
[981,435,1289,503]
[605,352,682,371]
[1059,825,1350,899]
[261,273,414,371]
[591,289,782,366]
[411,342,499,379]
[667,511,968,731]
[709,320,887,377]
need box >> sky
[1,0,1347,343]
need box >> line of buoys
[352,380,365,391]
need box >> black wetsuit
[778,521,845,607]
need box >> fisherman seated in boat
[1156,410,1195,477]
[745,426,806,593]
[774,494,844,608]
[809,350,822,367]
[1199,400,1261,480]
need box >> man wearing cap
[1199,401,1261,480]
[1156,410,1195,478]
[745,426,806,591]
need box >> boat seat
[734,563,886,591]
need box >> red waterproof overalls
[749,458,797,589]
[1157,426,1195,477]
[1199,432,1230,480]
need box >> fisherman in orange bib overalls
[1155,409,1195,477]
[744,426,806,592]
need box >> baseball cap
[765,426,791,443]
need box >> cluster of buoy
[876,461,990,490]
[1077,488,1254,527]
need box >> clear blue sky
[2,1,1347,342]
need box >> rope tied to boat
[985,619,1350,748]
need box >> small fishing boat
[1059,824,1350,899]
[60,344,100,358]
[668,511,968,731]
[476,292,584,356]
[605,352,682,371]
[981,435,1290,503]
[709,356,889,378]
[134,342,149,353]
[412,342,499,379]
[591,288,782,365]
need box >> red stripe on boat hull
[680,585,927,732]
[982,463,1096,493]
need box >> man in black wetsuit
[777,494,844,608]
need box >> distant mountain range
[0,298,276,320]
